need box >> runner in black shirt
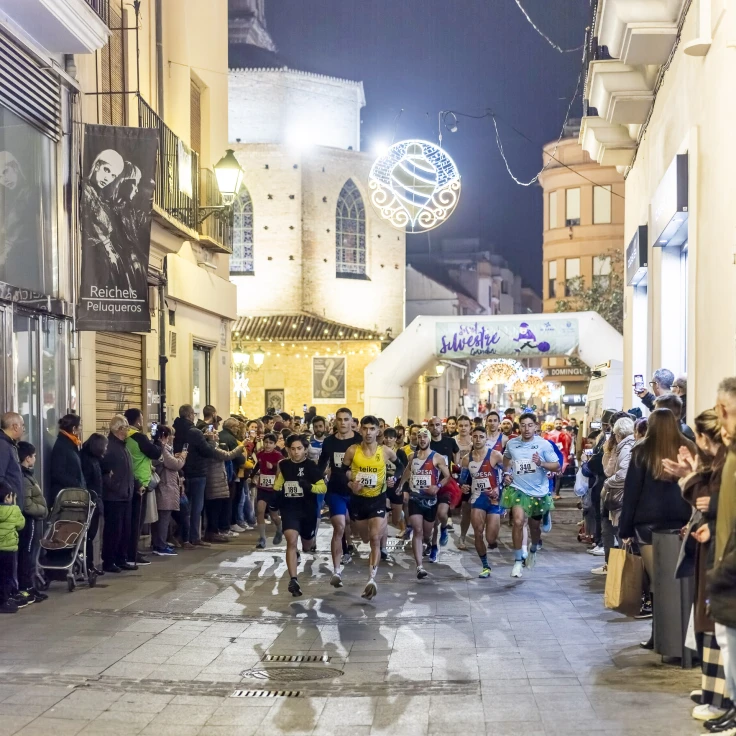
[428,416,459,561]
[317,407,361,579]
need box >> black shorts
[408,498,437,523]
[256,489,279,512]
[280,505,318,540]
[387,485,405,506]
[349,493,387,522]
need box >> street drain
[263,654,330,663]
[231,689,301,698]
[242,667,343,682]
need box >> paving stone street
[0,518,700,736]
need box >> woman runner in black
[273,434,327,596]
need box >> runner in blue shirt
[502,412,560,578]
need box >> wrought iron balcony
[199,168,233,253]
[84,0,110,25]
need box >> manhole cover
[242,667,343,682]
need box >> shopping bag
[604,543,644,616]
[573,468,588,497]
[143,488,159,525]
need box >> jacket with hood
[125,428,161,489]
[154,443,185,511]
[0,501,25,552]
[100,434,135,502]
[0,431,23,507]
[601,434,635,524]
[21,467,48,519]
[172,416,221,478]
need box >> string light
[512,0,584,54]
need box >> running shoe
[380,549,388,561]
[422,544,430,557]
[361,580,377,600]
[402,527,413,541]
[288,578,302,597]
[416,566,428,580]
[542,512,552,533]
[272,529,283,545]
[12,591,34,608]
[256,538,266,549]
[230,524,246,533]
[526,551,537,570]
[340,553,352,566]
[428,545,439,564]
[588,545,605,556]
[296,551,302,563]
[152,548,176,556]
[330,573,343,588]
[591,564,607,575]
[136,555,152,565]
[478,567,492,579]
[440,527,449,546]
[694,705,728,721]
[511,561,524,578]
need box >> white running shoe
[361,580,377,600]
[341,553,352,566]
[330,573,343,588]
[591,565,608,575]
[226,530,239,537]
[526,551,536,570]
[511,561,524,578]
[230,524,246,533]
[587,545,604,555]
[692,704,727,721]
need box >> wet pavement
[0,515,701,735]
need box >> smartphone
[151,422,158,436]
[208,424,214,432]
[590,421,602,430]
[303,403,307,412]
[634,374,645,393]
[584,448,593,456]
[183,443,189,452]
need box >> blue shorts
[471,495,503,515]
[326,491,350,518]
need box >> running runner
[485,411,508,454]
[307,415,328,463]
[427,416,459,559]
[459,426,503,578]
[502,412,560,578]
[454,415,474,550]
[398,428,451,579]
[383,427,408,535]
[273,434,327,596]
[343,415,399,600]
[403,424,420,458]
[253,432,284,549]
[318,408,361,584]
[445,416,458,437]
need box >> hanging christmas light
[470,358,524,387]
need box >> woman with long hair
[662,409,731,721]
[152,425,186,553]
[619,408,697,647]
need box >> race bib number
[260,475,275,488]
[514,460,536,475]
[411,472,432,492]
[471,477,491,494]
[333,452,345,467]
[283,481,303,498]
[355,472,377,488]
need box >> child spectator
[0,479,25,614]
[17,442,48,604]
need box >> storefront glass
[192,345,211,417]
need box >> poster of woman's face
[0,105,56,295]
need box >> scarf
[60,430,82,448]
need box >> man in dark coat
[0,413,23,507]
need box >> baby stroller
[38,488,97,592]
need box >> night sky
[265,1,591,293]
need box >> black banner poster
[78,124,158,332]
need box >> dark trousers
[17,516,37,591]
[85,506,100,569]
[229,481,239,526]
[152,510,172,550]
[128,492,144,562]
[103,499,132,567]
[591,484,602,545]
[0,550,16,604]
[205,498,230,534]
[185,476,206,543]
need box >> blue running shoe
[428,545,439,564]
[542,512,552,534]
[440,527,449,547]
[478,567,491,579]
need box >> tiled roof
[232,314,383,342]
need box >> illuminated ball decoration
[470,358,524,388]
[369,140,461,232]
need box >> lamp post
[198,149,245,224]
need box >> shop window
[548,260,557,298]
[231,186,254,274]
[593,254,612,290]
[549,190,558,229]
[566,187,580,227]
[192,344,211,417]
[336,179,366,277]
[565,257,580,296]
[593,185,612,224]
[0,105,57,295]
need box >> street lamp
[198,149,245,223]
[233,350,250,367]
[253,347,265,367]
[435,363,446,376]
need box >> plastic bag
[573,468,588,497]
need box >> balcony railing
[199,168,233,253]
[85,0,110,25]
[138,96,199,233]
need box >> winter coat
[0,502,25,552]
[219,426,245,479]
[172,417,221,479]
[154,444,185,512]
[80,447,104,514]
[601,435,635,524]
[0,431,23,507]
[125,428,161,489]
[618,451,692,540]
[49,432,85,503]
[100,434,135,503]
[204,439,244,501]
[21,467,47,520]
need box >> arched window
[336,179,366,277]
[231,186,254,275]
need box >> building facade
[72,0,237,434]
[580,0,729,418]
[227,63,406,417]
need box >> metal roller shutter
[0,31,61,141]
[95,332,143,433]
